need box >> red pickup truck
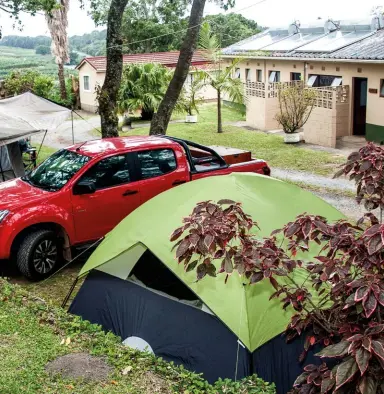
[0,135,270,280]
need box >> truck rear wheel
[16,230,61,281]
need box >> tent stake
[61,277,78,309]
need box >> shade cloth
[0,92,70,147]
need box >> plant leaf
[186,260,198,272]
[176,238,190,258]
[355,348,371,375]
[371,340,384,361]
[206,263,217,277]
[367,234,383,255]
[250,271,264,284]
[196,263,207,280]
[223,255,233,274]
[363,293,377,318]
[170,227,184,242]
[335,357,358,390]
[316,341,350,358]
[355,286,369,302]
[217,199,235,205]
[321,377,335,393]
[359,376,378,394]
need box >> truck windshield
[24,149,90,191]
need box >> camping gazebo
[0,92,70,181]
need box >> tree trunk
[149,0,206,135]
[98,0,129,138]
[58,63,67,101]
[217,89,223,133]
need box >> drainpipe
[304,61,308,83]
[264,59,267,83]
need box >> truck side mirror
[73,180,96,195]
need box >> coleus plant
[170,145,384,394]
[334,142,384,212]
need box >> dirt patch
[138,371,172,394]
[46,352,112,381]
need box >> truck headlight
[0,210,10,223]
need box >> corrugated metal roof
[77,50,211,71]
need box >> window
[308,74,342,87]
[331,77,343,87]
[80,155,131,190]
[83,76,90,91]
[291,72,301,81]
[25,149,90,191]
[269,71,280,83]
[245,68,251,82]
[307,75,318,87]
[234,68,241,79]
[137,149,177,180]
[381,80,384,97]
[256,69,262,82]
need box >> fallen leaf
[122,366,133,375]
[60,338,65,345]
[111,380,118,385]
[65,337,71,346]
[65,384,74,390]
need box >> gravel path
[272,168,355,192]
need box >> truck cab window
[80,155,131,189]
[137,149,177,180]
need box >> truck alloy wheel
[16,229,61,281]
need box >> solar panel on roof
[297,29,374,53]
[234,30,290,51]
[263,32,325,51]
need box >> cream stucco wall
[78,64,218,113]
[78,63,105,113]
[224,56,384,144]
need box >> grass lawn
[0,279,275,393]
[124,103,344,176]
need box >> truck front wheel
[16,230,61,281]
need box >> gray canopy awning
[0,92,70,147]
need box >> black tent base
[70,269,323,394]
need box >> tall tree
[97,0,129,138]
[45,0,70,101]
[149,0,206,135]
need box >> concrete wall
[225,56,384,144]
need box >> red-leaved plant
[170,144,384,394]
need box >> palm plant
[178,74,205,116]
[118,63,172,120]
[198,22,245,133]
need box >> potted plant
[181,75,205,123]
[275,83,316,144]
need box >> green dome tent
[69,173,344,393]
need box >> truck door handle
[172,180,186,186]
[122,189,138,196]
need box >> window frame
[234,68,241,79]
[269,71,280,83]
[83,75,91,92]
[76,153,135,191]
[256,69,262,82]
[134,148,178,181]
[245,68,251,82]
[380,80,384,98]
[291,72,302,81]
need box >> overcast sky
[0,0,383,37]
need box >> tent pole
[61,277,78,309]
[0,147,5,182]
[71,111,75,144]
[36,130,48,164]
